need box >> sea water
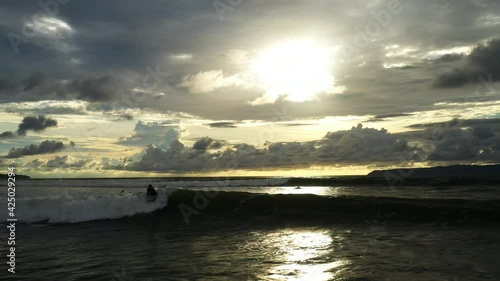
[0,177,499,280]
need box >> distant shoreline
[0,174,31,180]
[368,164,500,178]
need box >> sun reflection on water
[260,229,350,280]
[269,186,337,196]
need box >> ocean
[1,176,500,280]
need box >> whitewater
[0,177,288,223]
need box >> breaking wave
[7,190,170,224]
[6,189,500,224]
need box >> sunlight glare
[264,230,349,280]
[251,40,336,103]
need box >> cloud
[205,121,238,128]
[115,114,134,121]
[118,120,185,148]
[0,75,17,94]
[0,4,497,142]
[45,155,93,169]
[0,115,59,140]
[0,131,16,139]
[169,53,193,60]
[368,113,413,122]
[476,14,500,26]
[0,73,130,104]
[21,155,96,171]
[4,0,500,157]
[0,101,88,116]
[123,124,423,172]
[316,124,420,162]
[106,120,500,173]
[192,137,226,150]
[429,126,499,161]
[5,140,66,158]
[382,63,415,69]
[424,46,472,61]
[17,115,58,136]
[433,39,500,88]
[404,118,500,161]
[428,53,463,64]
[22,72,48,91]
[179,70,248,93]
[193,137,213,150]
[24,16,75,52]
[68,75,123,102]
[407,118,500,129]
[281,123,314,127]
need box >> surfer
[147,184,157,196]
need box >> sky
[0,0,500,178]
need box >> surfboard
[146,194,157,202]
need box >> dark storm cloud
[400,118,500,161]
[17,115,57,136]
[22,72,47,91]
[433,39,500,88]
[0,0,220,81]
[0,72,131,105]
[1,0,500,122]
[68,75,122,102]
[59,75,125,103]
[0,75,17,94]
[4,140,66,158]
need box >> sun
[251,39,335,104]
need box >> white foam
[6,190,169,224]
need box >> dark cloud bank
[1,0,500,123]
[0,73,125,103]
[106,124,415,172]
[433,39,500,88]
[101,118,500,173]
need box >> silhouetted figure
[147,184,157,196]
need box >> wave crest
[11,191,169,223]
